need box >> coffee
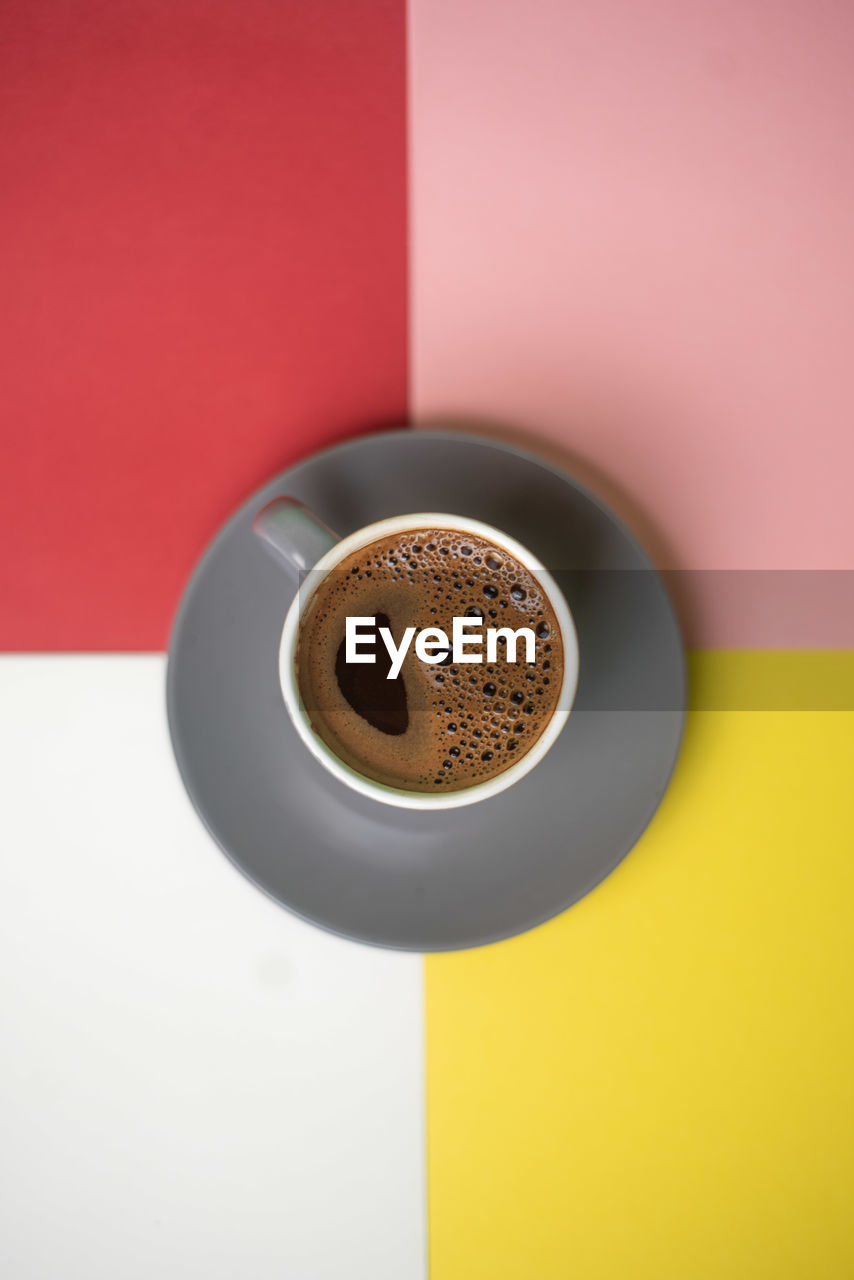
[295,528,564,793]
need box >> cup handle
[253,497,339,574]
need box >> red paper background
[0,0,407,649]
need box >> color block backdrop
[0,0,407,649]
[2,2,853,1277]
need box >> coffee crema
[295,528,564,793]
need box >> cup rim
[279,512,579,810]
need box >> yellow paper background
[426,653,854,1279]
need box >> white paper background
[0,657,425,1279]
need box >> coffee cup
[255,499,579,810]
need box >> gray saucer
[166,430,685,950]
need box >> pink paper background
[410,0,854,642]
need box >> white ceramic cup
[254,500,579,810]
